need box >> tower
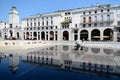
[9,6,19,24]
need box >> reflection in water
[0,58,1,64]
[63,46,69,51]
[9,54,19,73]
[103,49,113,55]
[114,50,120,56]
[21,45,120,76]
[91,48,100,54]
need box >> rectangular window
[118,21,120,25]
[100,23,104,27]
[10,24,12,28]
[51,20,53,25]
[88,24,91,27]
[38,22,40,26]
[94,23,97,27]
[27,23,29,26]
[107,22,110,26]
[83,24,86,27]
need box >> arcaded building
[22,4,120,42]
[1,4,120,42]
[0,7,22,40]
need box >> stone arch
[63,30,69,40]
[80,30,88,40]
[91,29,100,41]
[50,31,54,40]
[103,28,113,41]
[41,31,45,40]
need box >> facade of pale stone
[0,7,22,40]
[22,4,120,42]
[0,4,120,41]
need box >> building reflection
[21,45,120,75]
[9,54,19,73]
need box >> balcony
[80,19,114,24]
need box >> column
[100,30,103,41]
[88,30,91,41]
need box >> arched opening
[50,31,54,40]
[17,32,19,39]
[0,31,1,37]
[103,49,113,55]
[88,16,92,23]
[9,30,13,37]
[91,48,100,54]
[41,31,45,40]
[103,29,113,41]
[38,32,40,40]
[83,17,86,23]
[74,30,78,41]
[26,32,29,40]
[80,30,88,40]
[63,31,69,40]
[91,29,100,41]
[33,32,37,40]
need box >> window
[88,17,92,23]
[100,23,104,27]
[83,12,85,15]
[107,15,110,21]
[46,27,48,29]
[88,24,91,27]
[10,24,12,28]
[27,23,29,26]
[51,26,53,29]
[101,15,104,22]
[118,21,120,25]
[83,24,86,27]
[51,20,53,25]
[0,32,1,37]
[95,11,97,14]
[83,17,86,23]
[34,22,36,26]
[89,12,91,14]
[31,23,32,27]
[55,26,57,29]
[42,21,44,26]
[75,24,77,28]
[46,21,48,26]
[94,16,97,22]
[65,13,67,15]
[107,22,110,26]
[101,10,103,12]
[38,22,40,26]
[68,12,70,15]
[107,9,110,12]
[94,23,97,27]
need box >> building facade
[22,4,120,42]
[1,4,120,42]
[0,7,22,40]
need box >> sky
[0,0,120,22]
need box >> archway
[9,30,13,37]
[63,31,69,40]
[41,31,45,40]
[80,30,88,40]
[17,32,19,39]
[103,29,113,41]
[33,32,37,40]
[26,32,29,40]
[50,31,54,40]
[91,29,100,41]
